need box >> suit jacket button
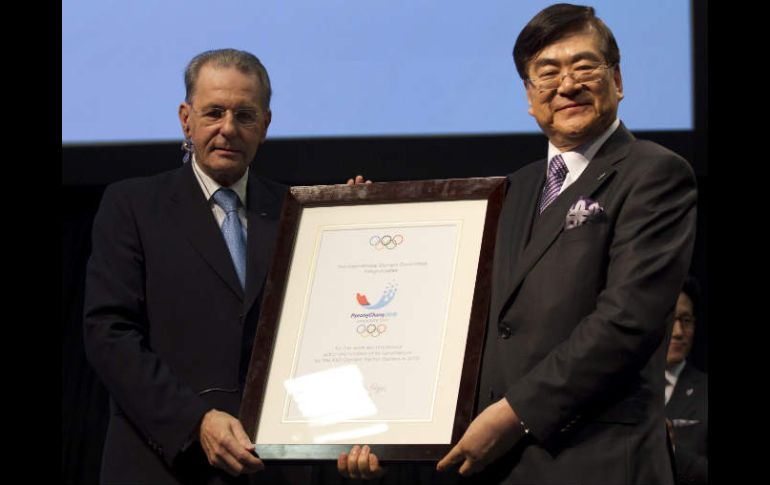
[498,324,512,339]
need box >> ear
[612,65,624,101]
[178,102,192,138]
[524,80,535,117]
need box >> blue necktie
[539,154,569,213]
[212,188,247,289]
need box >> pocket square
[565,196,605,229]
[672,418,700,428]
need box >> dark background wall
[62,2,707,482]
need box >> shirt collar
[546,118,620,172]
[666,359,687,385]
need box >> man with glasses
[666,276,708,484]
[340,4,697,484]
[84,49,306,484]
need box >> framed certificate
[240,177,506,461]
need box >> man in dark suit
[84,49,301,484]
[428,4,698,484]
[666,276,708,484]
[338,4,696,482]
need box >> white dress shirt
[546,118,620,194]
[190,155,249,230]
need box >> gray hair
[184,48,272,110]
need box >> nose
[556,73,582,95]
[219,110,238,137]
[671,320,683,338]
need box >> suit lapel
[495,125,635,324]
[490,165,543,327]
[243,174,284,313]
[667,364,700,415]
[169,162,245,300]
[499,166,543,283]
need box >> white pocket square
[672,419,700,427]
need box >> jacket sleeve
[83,182,210,466]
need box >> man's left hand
[436,398,523,476]
[346,175,372,185]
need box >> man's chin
[198,159,249,185]
[666,353,685,366]
[550,130,592,149]
[210,149,245,161]
[558,121,609,145]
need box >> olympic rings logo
[369,234,404,250]
[357,323,388,337]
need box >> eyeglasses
[190,105,263,128]
[528,63,613,93]
[675,314,695,328]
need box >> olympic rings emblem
[369,234,404,250]
[356,323,388,337]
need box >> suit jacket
[667,363,708,484]
[83,162,299,484]
[473,124,697,485]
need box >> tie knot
[549,154,568,178]
[213,188,240,213]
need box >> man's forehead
[676,294,694,312]
[197,63,253,79]
[531,50,603,69]
[530,29,602,61]
[537,32,601,54]
[191,66,262,99]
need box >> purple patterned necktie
[539,154,569,213]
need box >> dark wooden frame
[239,176,506,461]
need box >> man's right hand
[199,409,264,476]
[338,445,385,480]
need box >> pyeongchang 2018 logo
[369,234,404,250]
[352,282,398,338]
[355,281,397,310]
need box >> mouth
[212,147,241,155]
[555,102,590,112]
